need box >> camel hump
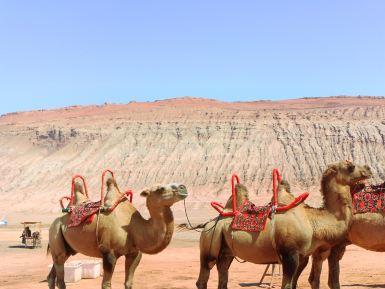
[73,181,85,194]
[235,183,249,195]
[278,179,291,193]
[106,177,118,188]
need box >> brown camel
[307,184,385,289]
[47,178,188,289]
[193,161,371,289]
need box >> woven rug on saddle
[353,182,385,214]
[67,201,101,227]
[231,200,270,232]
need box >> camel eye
[347,164,355,173]
[156,187,165,194]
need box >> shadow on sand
[8,245,29,249]
[343,284,385,288]
[239,283,267,288]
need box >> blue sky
[0,1,384,114]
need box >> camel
[306,183,385,289]
[193,161,372,289]
[47,177,188,289]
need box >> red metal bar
[210,202,235,217]
[231,174,240,214]
[210,173,240,216]
[59,196,71,209]
[272,168,282,207]
[124,190,133,203]
[276,192,309,212]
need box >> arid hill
[1,96,385,224]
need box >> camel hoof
[56,280,66,289]
[328,282,341,289]
[47,279,55,289]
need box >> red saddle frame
[59,169,133,211]
[210,169,309,217]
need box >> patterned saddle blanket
[67,201,101,227]
[353,182,385,214]
[231,200,270,232]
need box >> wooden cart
[20,221,42,248]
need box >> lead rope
[95,207,101,248]
[183,199,222,233]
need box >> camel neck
[309,177,353,243]
[137,205,174,255]
[322,178,352,220]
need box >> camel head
[324,160,372,187]
[321,160,372,209]
[140,183,188,208]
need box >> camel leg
[48,217,78,289]
[102,252,117,289]
[308,249,329,289]
[47,265,56,289]
[292,256,309,289]
[196,220,222,289]
[124,251,142,289]
[327,244,346,289]
[50,252,69,289]
[280,250,299,289]
[196,255,213,289]
[216,246,234,289]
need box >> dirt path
[1,228,384,289]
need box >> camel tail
[46,244,51,256]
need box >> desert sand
[1,227,385,289]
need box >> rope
[95,205,102,248]
[183,199,220,233]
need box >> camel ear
[140,190,150,198]
[325,166,337,176]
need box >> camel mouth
[178,190,188,199]
[353,175,371,185]
[177,185,188,199]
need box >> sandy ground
[1,228,385,289]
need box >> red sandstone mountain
[1,96,385,224]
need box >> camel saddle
[67,201,101,227]
[353,182,385,214]
[231,200,270,232]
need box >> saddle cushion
[353,183,385,214]
[231,200,270,232]
[67,201,101,227]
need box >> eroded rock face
[1,96,385,218]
